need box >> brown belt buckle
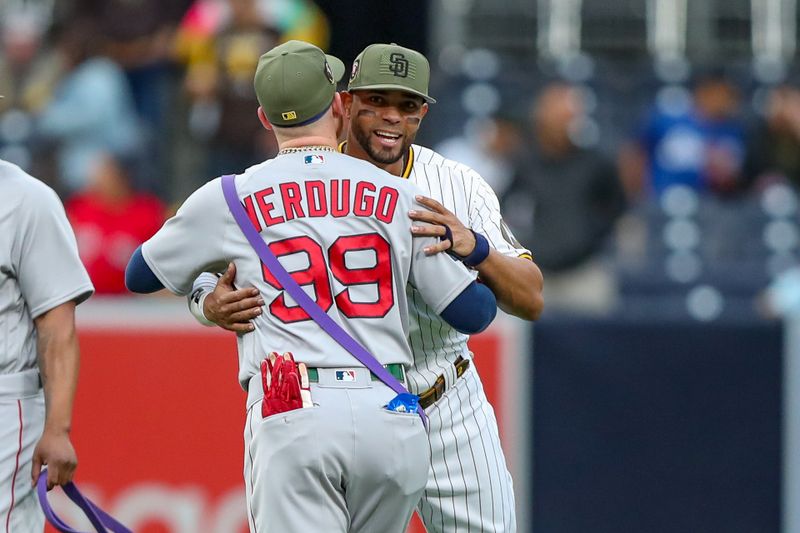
[454,355,469,378]
[418,356,470,409]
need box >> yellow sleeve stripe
[519,253,533,261]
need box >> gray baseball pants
[244,367,429,532]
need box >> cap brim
[348,83,436,104]
[326,55,346,83]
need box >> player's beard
[353,124,415,165]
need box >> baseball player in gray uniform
[190,43,544,532]
[0,159,94,531]
[125,40,499,533]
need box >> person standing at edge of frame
[0,157,94,531]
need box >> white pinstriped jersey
[396,144,531,394]
[384,144,526,532]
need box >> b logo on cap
[389,53,409,78]
[350,58,360,82]
[282,111,297,120]
[324,61,334,84]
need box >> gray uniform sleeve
[142,179,230,295]
[408,203,475,314]
[15,183,94,318]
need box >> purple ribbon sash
[37,471,132,533]
[221,174,427,427]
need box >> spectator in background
[502,82,626,314]
[175,0,328,180]
[36,19,143,194]
[258,0,330,47]
[72,0,192,190]
[177,0,281,179]
[744,84,800,189]
[0,5,59,114]
[0,4,63,172]
[76,0,190,124]
[436,113,524,197]
[66,152,165,294]
[619,68,747,199]
[176,0,329,53]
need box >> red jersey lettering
[354,182,376,217]
[375,186,399,224]
[306,180,328,218]
[331,179,350,217]
[255,187,285,227]
[280,182,305,221]
[242,196,262,232]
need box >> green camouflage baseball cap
[347,43,436,103]
[254,40,346,127]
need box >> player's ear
[331,93,346,139]
[257,107,273,131]
[419,102,429,120]
[331,92,344,118]
[340,91,354,117]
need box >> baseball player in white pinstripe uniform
[190,44,544,532]
[129,41,500,533]
[0,159,94,531]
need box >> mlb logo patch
[335,370,356,382]
[305,154,325,165]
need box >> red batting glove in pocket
[261,352,303,418]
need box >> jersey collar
[338,141,414,179]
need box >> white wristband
[188,287,216,327]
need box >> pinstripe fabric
[404,146,525,532]
[417,365,515,532]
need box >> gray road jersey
[0,160,94,375]
[143,151,474,387]
[402,145,531,393]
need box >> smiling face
[343,89,428,170]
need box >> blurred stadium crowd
[2,0,799,323]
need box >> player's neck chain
[277,145,336,155]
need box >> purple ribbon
[221,174,427,428]
[37,471,132,533]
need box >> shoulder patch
[500,219,524,249]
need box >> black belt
[418,356,470,409]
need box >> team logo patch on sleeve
[305,154,325,165]
[335,370,356,382]
[500,219,523,248]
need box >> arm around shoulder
[461,169,544,320]
[475,251,544,320]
